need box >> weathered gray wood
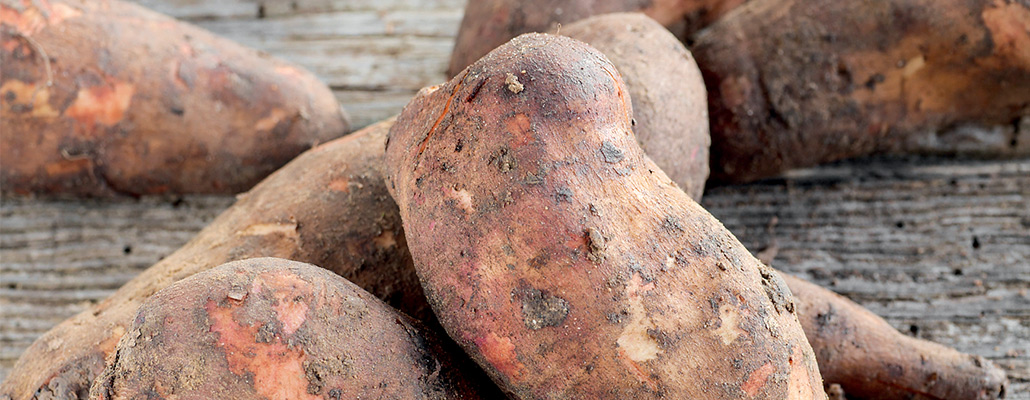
[2,157,1028,397]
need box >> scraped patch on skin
[254,108,288,131]
[475,332,525,381]
[742,362,775,397]
[901,55,925,78]
[713,304,747,345]
[328,176,352,193]
[65,81,135,127]
[99,325,127,355]
[0,80,59,117]
[450,187,475,213]
[373,229,397,249]
[982,1,1030,66]
[205,299,318,400]
[0,0,82,36]
[616,274,661,362]
[236,222,299,239]
[787,346,816,399]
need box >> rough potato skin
[562,13,709,200]
[446,0,746,77]
[0,120,424,400]
[782,275,1009,400]
[386,33,824,399]
[0,0,349,197]
[88,258,491,400]
[692,0,1030,183]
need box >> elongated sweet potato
[692,0,1030,183]
[0,120,416,399]
[88,258,493,400]
[782,275,1008,400]
[385,33,824,399]
[0,0,349,197]
[562,13,709,199]
[447,0,747,77]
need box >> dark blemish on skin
[466,78,487,103]
[255,321,281,344]
[600,141,625,163]
[516,287,569,330]
[759,266,795,314]
[454,139,464,152]
[587,228,606,264]
[815,305,837,333]
[864,73,886,90]
[170,106,184,116]
[490,147,517,172]
[662,216,684,232]
[555,187,573,203]
[886,363,904,378]
[529,252,549,269]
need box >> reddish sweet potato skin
[692,0,1030,183]
[446,0,746,77]
[386,33,823,399]
[562,13,710,200]
[0,120,420,400]
[0,0,349,197]
[782,275,1008,400]
[88,258,492,400]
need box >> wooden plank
[2,157,1028,397]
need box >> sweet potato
[692,0,1030,183]
[446,0,747,77]
[0,120,418,399]
[88,258,493,400]
[782,275,1008,400]
[562,13,709,199]
[0,0,349,197]
[385,33,824,398]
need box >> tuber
[562,12,710,200]
[385,33,824,399]
[692,0,1030,183]
[446,0,747,77]
[0,0,349,197]
[88,258,494,399]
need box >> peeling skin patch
[517,288,569,330]
[616,274,661,362]
[236,222,299,239]
[205,298,318,400]
[253,271,311,335]
[600,141,625,163]
[713,304,747,345]
[505,73,524,93]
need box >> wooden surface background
[1,0,1028,397]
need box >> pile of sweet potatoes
[1,0,1023,399]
